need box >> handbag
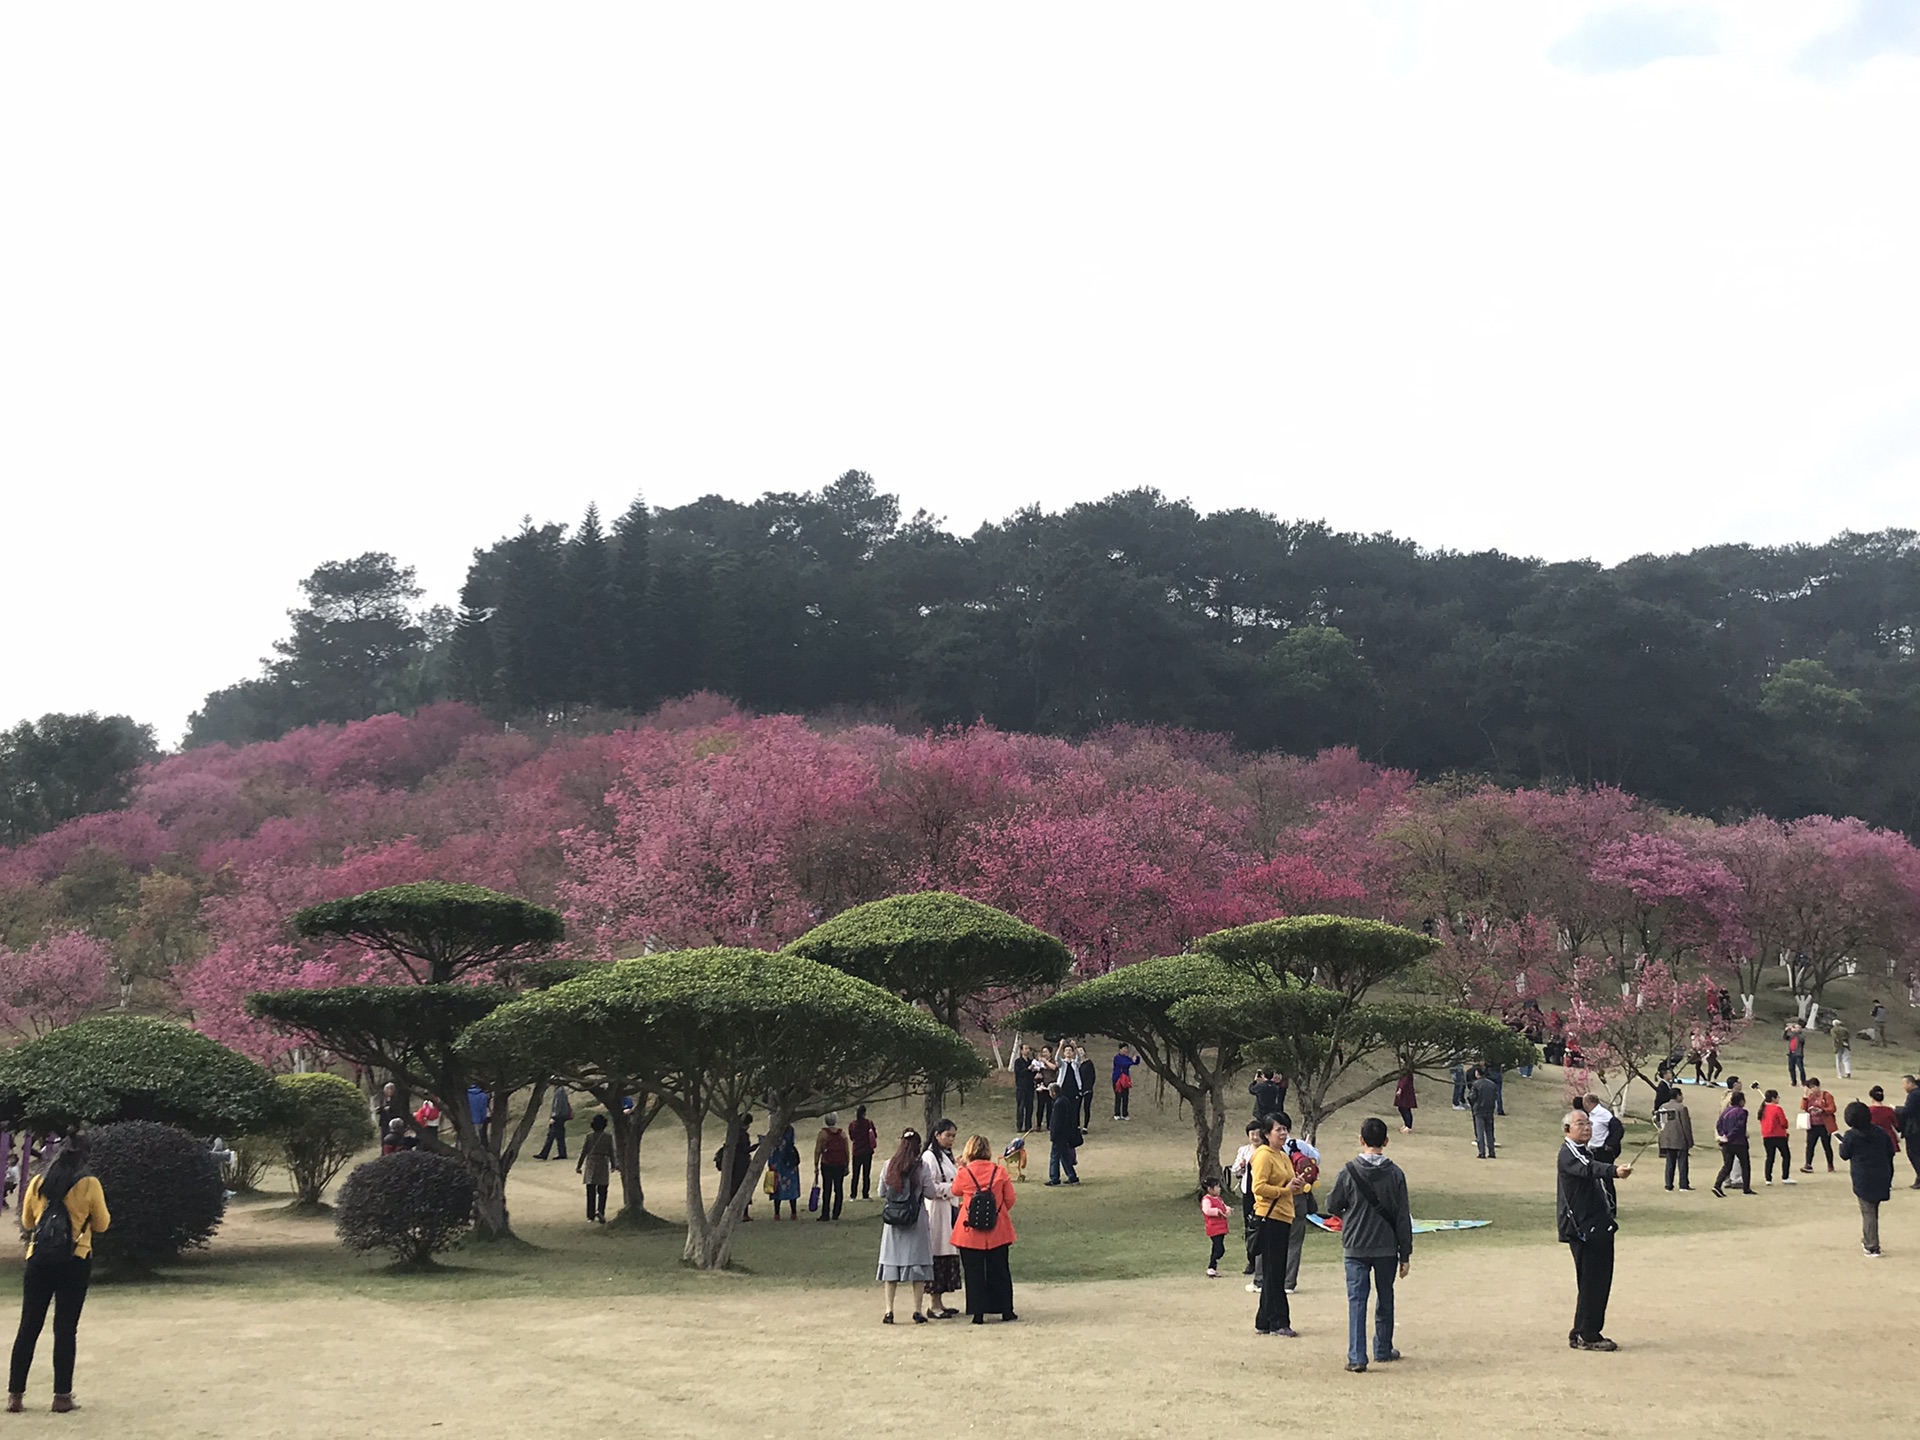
[763,1166,779,1197]
[1795,1112,1811,1132]
[808,1173,821,1212]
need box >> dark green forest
[186,473,1920,833]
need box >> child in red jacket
[1201,1178,1232,1277]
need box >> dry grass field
[12,1025,1920,1438]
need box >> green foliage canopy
[0,1015,280,1134]
[272,1071,379,1206]
[291,883,564,985]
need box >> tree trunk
[1192,1079,1228,1191]
[610,1098,663,1224]
[922,1083,948,1140]
[1741,993,1756,1020]
[434,1082,543,1242]
[687,1108,786,1270]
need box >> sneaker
[1272,1327,1299,1338]
[1868,1248,1883,1258]
[1245,1282,1261,1293]
[1574,1336,1619,1352]
[1374,1349,1402,1362]
[1782,1177,1795,1184]
[1345,1361,1368,1373]
[1285,1286,1297,1294]
[1206,1268,1219,1278]
[1765,1179,1772,1185]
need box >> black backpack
[28,1188,74,1272]
[962,1163,999,1232]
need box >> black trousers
[1114,1085,1130,1119]
[1568,1234,1614,1341]
[1764,1136,1793,1182]
[1081,1088,1095,1126]
[958,1244,1014,1317]
[585,1183,608,1221]
[851,1153,873,1199]
[1715,1141,1752,1192]
[10,1255,90,1394]
[1209,1233,1226,1269]
[818,1164,847,1219]
[536,1118,568,1159]
[1663,1149,1690,1188]
[1036,1092,1053,1128]
[1805,1128,1833,1168]
[1907,1141,1920,1183]
[1016,1088,1035,1133]
[1254,1218,1293,1331]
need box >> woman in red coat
[949,1135,1018,1324]
[1394,1071,1417,1133]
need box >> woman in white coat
[922,1120,961,1319]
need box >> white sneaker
[1783,1177,1796,1185]
[1245,1282,1260,1292]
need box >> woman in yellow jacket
[9,1136,110,1414]
[1250,1113,1307,1338]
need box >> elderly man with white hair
[1558,1108,1632,1352]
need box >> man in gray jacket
[1323,1117,1414,1373]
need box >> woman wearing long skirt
[10,1135,110,1413]
[922,1122,961,1318]
[949,1135,1018,1323]
[876,1129,932,1324]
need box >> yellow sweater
[21,1175,111,1260]
[1249,1144,1298,1224]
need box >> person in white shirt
[1231,1119,1264,1290]
[1585,1096,1616,1158]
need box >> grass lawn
[14,975,1920,1436]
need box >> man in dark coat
[1558,1108,1633,1351]
[1014,1044,1037,1134]
[1898,1076,1920,1188]
[1046,1064,1083,1185]
[1468,1067,1500,1158]
[1249,1070,1284,1118]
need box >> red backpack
[821,1128,850,1166]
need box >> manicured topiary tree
[0,1015,280,1135]
[1011,954,1258,1188]
[785,892,1071,1132]
[248,882,566,1242]
[335,1150,475,1268]
[87,1120,227,1270]
[1171,915,1534,1140]
[247,984,541,1240]
[461,947,986,1270]
[272,1071,378,1208]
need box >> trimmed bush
[335,1151,474,1266]
[272,1072,377,1206]
[0,1015,281,1135]
[87,1120,227,1269]
[226,1133,276,1192]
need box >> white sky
[3,2,1918,745]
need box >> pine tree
[566,505,619,707]
[611,495,654,710]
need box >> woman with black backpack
[10,1133,110,1414]
[949,1134,1017,1324]
[875,1129,932,1324]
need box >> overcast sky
[4,2,1918,746]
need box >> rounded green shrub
[0,1015,280,1135]
[335,1151,474,1267]
[86,1120,227,1269]
[272,1072,378,1206]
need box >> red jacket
[1394,1075,1417,1110]
[1758,1102,1789,1139]
[949,1160,1017,1249]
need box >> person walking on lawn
[1468,1066,1499,1159]
[1758,1090,1794,1186]
[849,1104,879,1201]
[1712,1091,1755,1197]
[1045,1062,1083,1185]
[534,1082,572,1160]
[576,1114,614,1223]
[1655,1089,1695,1191]
[1898,1076,1920,1189]
[1250,1113,1308,1338]
[1112,1045,1136,1121]
[1201,1179,1231,1277]
[1840,1101,1895,1257]
[1801,1079,1839,1173]
[1831,1020,1853,1081]
[1324,1116,1413,1373]
[1393,1071,1416,1133]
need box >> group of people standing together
[873,1120,1019,1325]
[1011,1040,1136,1186]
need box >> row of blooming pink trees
[0,699,1917,1075]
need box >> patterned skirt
[932,1254,963,1294]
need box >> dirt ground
[15,1035,1920,1437]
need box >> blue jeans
[1344,1255,1397,1365]
[1048,1143,1078,1183]
[1450,1069,1466,1106]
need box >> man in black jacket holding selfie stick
[1558,1107,1633,1352]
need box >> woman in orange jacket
[949,1135,1018,1324]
